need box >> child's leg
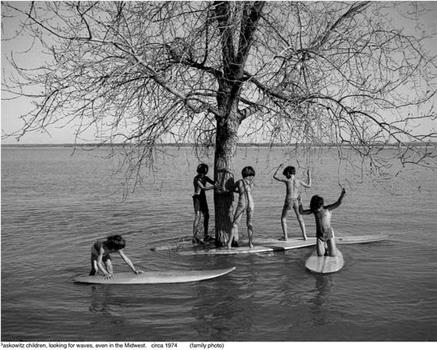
[90,258,97,276]
[105,259,114,275]
[327,238,337,257]
[246,209,254,248]
[199,196,211,240]
[192,195,202,241]
[293,203,307,240]
[280,206,289,240]
[316,238,326,256]
[326,229,336,256]
[193,211,202,240]
[228,220,241,249]
[228,207,244,248]
[203,210,210,240]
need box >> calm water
[1,146,436,341]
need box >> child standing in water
[90,235,143,278]
[273,163,311,240]
[192,163,215,244]
[228,166,256,249]
[298,188,346,257]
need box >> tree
[2,1,436,245]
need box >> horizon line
[1,141,436,148]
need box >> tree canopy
[2,1,436,179]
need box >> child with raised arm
[298,188,346,257]
[90,235,143,278]
[273,163,311,240]
[192,163,215,244]
[227,166,256,249]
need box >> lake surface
[1,145,436,341]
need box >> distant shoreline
[1,142,436,148]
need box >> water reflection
[190,266,259,341]
[89,285,112,314]
[86,285,128,341]
[309,274,334,326]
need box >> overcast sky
[2,1,437,144]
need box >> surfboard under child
[305,249,344,274]
[73,266,235,284]
[162,234,389,256]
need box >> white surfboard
[335,234,389,244]
[245,237,317,250]
[150,236,218,251]
[178,245,274,256]
[150,234,389,255]
[73,267,235,284]
[245,234,389,250]
[305,249,344,274]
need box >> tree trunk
[213,113,240,246]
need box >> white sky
[1,1,437,144]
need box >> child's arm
[297,195,312,215]
[300,169,312,188]
[204,176,216,191]
[118,250,143,274]
[272,163,286,182]
[206,176,215,185]
[96,249,111,277]
[195,177,215,191]
[325,188,346,210]
[233,180,242,193]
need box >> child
[273,163,311,240]
[90,235,143,278]
[192,163,215,244]
[298,188,346,257]
[227,166,256,249]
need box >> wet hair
[283,166,296,177]
[242,166,255,178]
[105,235,126,250]
[310,195,324,212]
[197,163,209,175]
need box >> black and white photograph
[1,0,436,344]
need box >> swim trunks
[283,198,299,211]
[90,241,111,275]
[193,193,209,214]
[317,228,335,242]
[232,201,253,226]
[91,241,111,261]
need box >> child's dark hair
[242,166,255,178]
[106,235,126,250]
[310,195,324,212]
[197,163,209,174]
[283,166,296,177]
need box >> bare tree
[2,1,436,244]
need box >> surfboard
[150,234,389,255]
[178,245,274,256]
[244,234,389,249]
[150,236,213,251]
[73,267,235,284]
[335,234,389,244]
[150,237,315,252]
[246,237,317,250]
[305,249,344,274]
